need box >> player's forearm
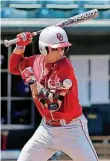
[30,82,53,99]
[8,32,33,75]
[8,51,24,75]
[30,82,66,111]
[13,47,25,55]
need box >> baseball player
[8,26,99,161]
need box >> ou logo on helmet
[56,33,63,41]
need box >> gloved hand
[16,32,32,48]
[21,67,36,86]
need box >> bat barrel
[57,9,99,27]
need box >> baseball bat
[4,9,98,47]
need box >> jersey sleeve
[8,52,36,75]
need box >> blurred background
[1,0,110,160]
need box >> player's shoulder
[55,56,76,79]
[56,56,73,71]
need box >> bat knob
[4,40,9,47]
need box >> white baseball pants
[17,115,99,161]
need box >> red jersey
[8,53,82,121]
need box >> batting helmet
[39,26,72,55]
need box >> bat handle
[4,38,19,47]
[4,32,38,47]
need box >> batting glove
[48,102,59,111]
[21,67,36,86]
[16,32,32,49]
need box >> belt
[45,117,79,127]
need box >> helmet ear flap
[39,42,48,55]
[45,47,49,55]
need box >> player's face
[45,47,65,64]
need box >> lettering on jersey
[48,73,62,90]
